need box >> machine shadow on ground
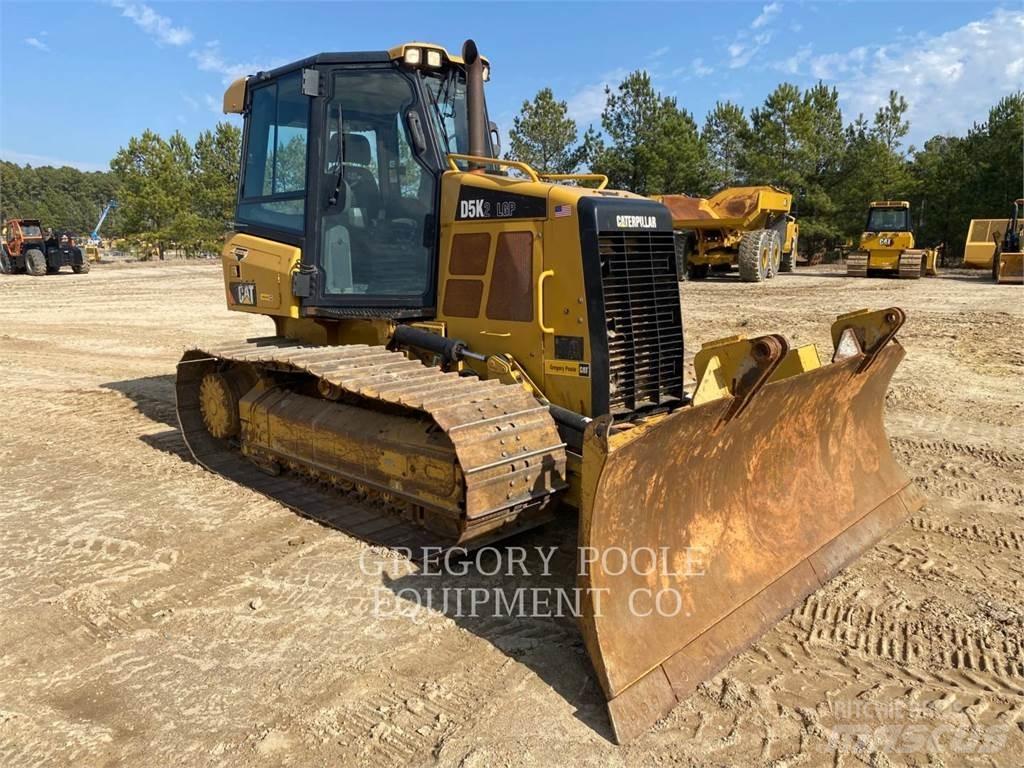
[103,373,616,740]
[102,375,179,428]
[375,515,617,740]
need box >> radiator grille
[598,231,684,413]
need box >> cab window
[237,71,309,233]
[320,69,436,298]
[866,207,909,232]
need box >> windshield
[866,207,909,232]
[422,70,490,160]
[20,224,43,238]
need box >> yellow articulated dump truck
[990,199,1024,284]
[654,186,798,282]
[175,40,923,743]
[847,201,938,278]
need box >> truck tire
[780,233,797,272]
[738,230,773,282]
[72,257,91,274]
[768,231,782,277]
[0,247,11,274]
[673,232,690,281]
[25,249,47,276]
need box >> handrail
[446,154,539,182]
[538,173,609,190]
[445,156,610,190]
[537,269,555,334]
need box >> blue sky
[1,1,1020,171]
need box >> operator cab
[228,42,493,314]
[865,202,911,233]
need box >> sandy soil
[0,261,1021,767]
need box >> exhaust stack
[461,39,487,165]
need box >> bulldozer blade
[996,251,1024,284]
[577,333,924,744]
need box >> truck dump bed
[660,186,792,230]
[963,218,1008,268]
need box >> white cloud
[110,0,192,46]
[181,93,199,111]
[673,58,714,79]
[203,93,222,115]
[806,8,1023,145]
[775,45,813,76]
[727,3,784,69]
[25,37,49,52]
[809,46,868,80]
[648,46,670,60]
[752,2,782,29]
[1,148,107,172]
[729,31,774,69]
[692,58,714,78]
[566,68,628,124]
[190,41,279,85]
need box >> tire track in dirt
[891,437,1024,471]
[909,517,1024,553]
[891,435,1024,508]
[793,597,1024,696]
[299,650,527,765]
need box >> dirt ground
[1,261,1021,767]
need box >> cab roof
[223,41,489,114]
[249,41,487,83]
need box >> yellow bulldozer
[175,40,923,743]
[846,201,939,278]
[655,186,799,281]
[989,198,1024,284]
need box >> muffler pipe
[461,39,487,168]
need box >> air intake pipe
[462,39,488,168]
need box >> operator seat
[321,178,355,294]
[340,133,380,225]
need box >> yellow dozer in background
[847,201,939,278]
[174,40,923,743]
[654,186,798,282]
[990,198,1024,284]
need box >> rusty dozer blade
[577,308,925,744]
[996,250,1024,284]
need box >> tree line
[1,122,240,258]
[0,161,119,238]
[508,77,1023,261]
[1,80,1019,263]
[108,123,241,257]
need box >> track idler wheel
[199,366,257,439]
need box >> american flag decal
[554,204,572,218]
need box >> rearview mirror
[489,121,501,157]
